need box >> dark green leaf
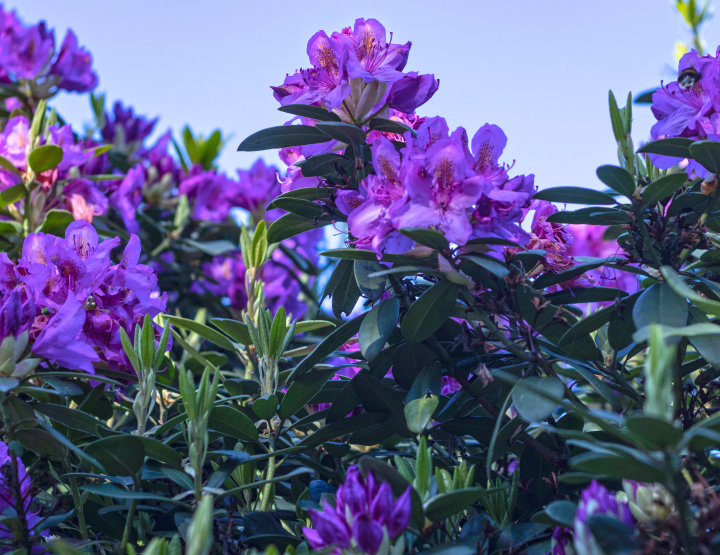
[425,489,484,523]
[0,155,20,177]
[272,197,323,219]
[166,316,236,351]
[28,144,63,174]
[545,287,627,305]
[638,137,693,159]
[690,140,720,175]
[287,313,367,381]
[587,515,639,555]
[280,367,337,420]
[533,258,614,290]
[332,258,361,318]
[237,125,330,152]
[533,187,616,205]
[512,377,564,422]
[596,165,635,197]
[252,395,278,421]
[625,416,683,448]
[210,318,251,345]
[278,104,341,122]
[462,254,510,278]
[354,260,387,301]
[267,213,331,244]
[35,209,74,236]
[16,429,66,458]
[34,402,108,437]
[368,118,416,136]
[298,412,386,448]
[558,304,616,346]
[399,227,449,250]
[642,173,688,205]
[81,483,171,501]
[0,183,24,208]
[359,297,399,361]
[84,436,145,476]
[208,406,259,442]
[267,187,330,209]
[401,282,457,343]
[391,342,438,390]
[543,500,577,528]
[300,154,352,177]
[632,282,687,332]
[353,372,409,436]
[314,122,367,145]
[571,452,666,482]
[136,436,183,467]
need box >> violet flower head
[49,29,98,92]
[101,101,158,148]
[387,72,439,113]
[0,288,33,339]
[0,20,54,80]
[573,480,633,555]
[303,467,411,554]
[344,18,411,84]
[109,165,145,234]
[234,158,282,220]
[0,116,29,168]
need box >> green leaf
[267,212,331,243]
[353,372,409,436]
[81,483,172,502]
[542,500,577,528]
[570,452,666,482]
[354,260,387,301]
[267,187,330,209]
[0,155,21,177]
[368,118,416,136]
[690,140,720,175]
[533,187,616,205]
[332,258,361,318]
[401,281,457,343]
[392,342,438,390]
[511,377,564,422]
[299,153,353,177]
[298,412,386,448]
[182,239,237,256]
[294,320,335,334]
[359,297,399,361]
[625,416,683,448]
[596,165,635,197]
[638,137,693,158]
[632,281,688,332]
[662,266,720,319]
[35,209,75,236]
[545,287,627,305]
[279,367,337,420]
[237,125,330,152]
[34,402,109,437]
[319,248,424,264]
[642,173,688,205]
[278,104,341,122]
[0,182,24,208]
[166,316,236,351]
[533,257,615,290]
[399,227,449,250]
[314,121,367,145]
[208,406,259,442]
[16,429,66,458]
[210,318,251,345]
[272,197,323,219]
[287,313,367,381]
[425,489,484,523]
[252,395,278,421]
[84,435,145,476]
[461,254,510,278]
[136,436,183,467]
[586,515,640,555]
[558,304,616,346]
[28,144,63,174]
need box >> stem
[259,436,276,511]
[360,102,390,126]
[68,477,89,541]
[634,206,663,268]
[119,478,140,554]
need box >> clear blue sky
[8,1,719,190]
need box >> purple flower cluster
[336,118,535,256]
[303,466,411,555]
[650,47,720,177]
[272,18,438,121]
[0,5,97,96]
[0,220,167,375]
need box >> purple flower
[343,18,410,84]
[0,116,29,167]
[303,467,411,554]
[178,166,234,223]
[551,527,574,555]
[32,294,98,373]
[234,159,282,220]
[387,72,439,113]
[109,165,145,233]
[101,102,158,149]
[0,20,54,80]
[49,29,98,92]
[0,289,33,339]
[64,178,109,223]
[45,123,92,171]
[573,480,633,555]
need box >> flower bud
[621,480,675,522]
[387,73,439,114]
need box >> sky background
[7,1,720,191]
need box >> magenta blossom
[343,18,410,84]
[0,19,54,80]
[573,480,633,555]
[387,72,439,114]
[303,466,411,555]
[49,29,98,92]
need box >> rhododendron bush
[2,2,720,555]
